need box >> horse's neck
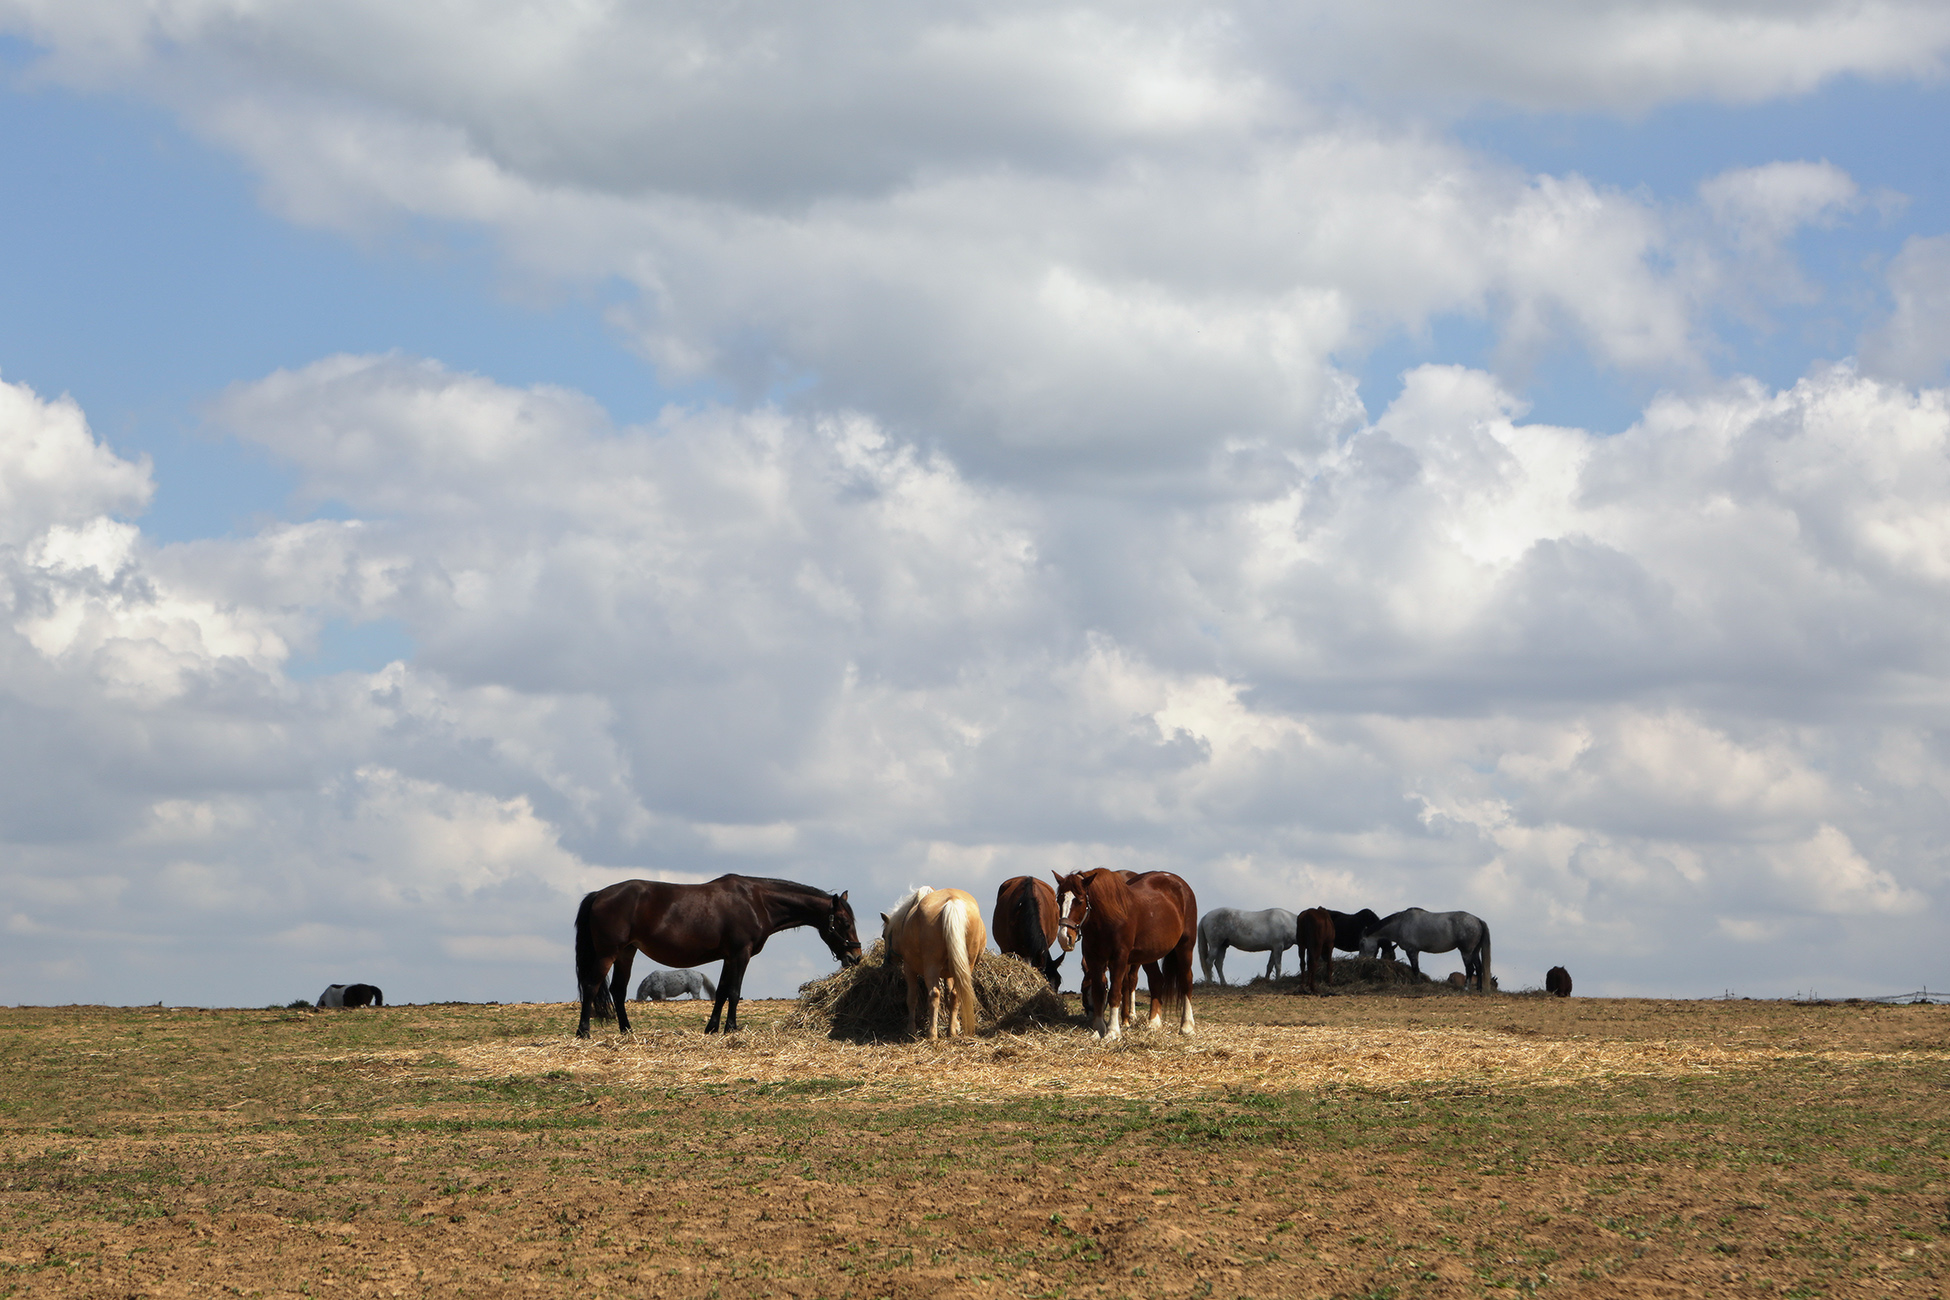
[1085,873,1131,928]
[761,883,830,933]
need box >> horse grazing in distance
[1360,908,1492,992]
[575,875,862,1037]
[882,887,987,1038]
[1197,907,1299,984]
[1294,908,1336,994]
[1053,868,1197,1039]
[992,876,1065,991]
[1327,908,1396,961]
[1545,966,1573,997]
[317,983,384,1009]
[636,969,717,1002]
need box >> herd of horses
[572,872,1528,1041]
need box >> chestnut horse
[574,875,862,1036]
[1052,868,1197,1039]
[1295,907,1336,994]
[882,886,986,1038]
[992,876,1064,991]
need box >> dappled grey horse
[1197,907,1299,983]
[1359,908,1492,992]
[635,968,717,1002]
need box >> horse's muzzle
[840,947,863,968]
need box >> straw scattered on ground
[435,998,1950,1105]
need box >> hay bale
[787,941,1067,1040]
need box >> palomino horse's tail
[942,894,979,1036]
[574,891,614,1022]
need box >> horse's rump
[888,887,986,1037]
[1295,908,1335,993]
[993,876,1063,989]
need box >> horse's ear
[1051,871,1064,889]
[838,890,848,902]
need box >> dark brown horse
[1052,868,1197,1039]
[574,875,862,1036]
[1295,907,1336,993]
[992,876,1065,991]
[1546,966,1572,997]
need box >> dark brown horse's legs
[707,951,751,1033]
[609,949,636,1034]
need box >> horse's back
[1128,872,1197,955]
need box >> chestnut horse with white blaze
[1052,868,1197,1039]
[882,887,986,1039]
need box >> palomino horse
[575,875,862,1036]
[882,887,986,1038]
[1052,868,1197,1039]
[1294,907,1336,994]
[1359,908,1492,992]
[1197,907,1299,983]
[992,876,1064,991]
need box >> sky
[2,1,1949,1008]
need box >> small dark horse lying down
[317,983,383,1008]
[576,875,862,1036]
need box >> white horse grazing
[635,969,717,1001]
[1197,907,1299,983]
[1360,909,1492,992]
[881,886,986,1039]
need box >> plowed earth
[2,990,1945,1298]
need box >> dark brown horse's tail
[1015,881,1049,955]
[574,891,614,1022]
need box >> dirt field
[2,987,1946,1298]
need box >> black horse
[1327,909,1396,961]
[574,875,862,1036]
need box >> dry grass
[784,939,1066,1039]
[5,997,1947,1298]
[424,989,1950,1106]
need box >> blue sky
[2,2,1948,1008]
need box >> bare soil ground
[2,987,1946,1298]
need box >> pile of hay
[787,942,1069,1040]
[1247,956,1439,995]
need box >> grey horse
[1359,908,1492,992]
[635,968,717,1002]
[1197,907,1299,983]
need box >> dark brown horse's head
[1051,871,1090,953]
[822,891,863,967]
